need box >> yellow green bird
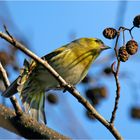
[2,37,110,124]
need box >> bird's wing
[42,44,70,61]
[2,59,34,98]
[2,77,19,97]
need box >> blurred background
[0,1,140,139]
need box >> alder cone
[103,28,117,39]
[126,40,138,55]
[133,15,140,28]
[118,46,129,62]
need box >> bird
[2,37,110,124]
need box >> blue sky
[0,1,140,139]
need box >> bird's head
[84,38,110,53]
[73,38,110,56]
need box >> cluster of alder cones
[103,15,140,62]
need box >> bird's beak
[101,45,111,51]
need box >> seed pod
[103,28,117,39]
[47,93,58,104]
[103,67,112,75]
[133,15,140,28]
[131,107,140,119]
[99,87,107,98]
[118,46,129,62]
[85,88,100,106]
[126,40,138,55]
[0,51,10,66]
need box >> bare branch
[0,62,22,116]
[0,104,69,139]
[4,24,15,42]
[114,31,120,59]
[110,25,136,125]
[0,29,123,139]
[110,61,121,124]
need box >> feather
[22,90,46,124]
[2,77,19,97]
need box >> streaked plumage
[2,38,110,124]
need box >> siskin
[2,37,110,124]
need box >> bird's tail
[2,78,47,124]
[20,90,46,124]
[2,59,47,124]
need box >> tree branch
[0,30,123,139]
[0,104,69,139]
[0,62,22,116]
[110,61,121,124]
[110,27,122,124]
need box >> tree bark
[0,104,70,139]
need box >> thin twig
[110,25,135,124]
[119,26,134,39]
[0,28,123,139]
[122,30,125,46]
[110,61,121,124]
[114,32,120,59]
[4,25,15,42]
[109,25,133,124]
[110,27,122,124]
[0,62,22,116]
[129,26,134,39]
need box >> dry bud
[103,28,117,39]
[47,93,58,104]
[133,15,140,28]
[118,46,129,62]
[126,40,138,55]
